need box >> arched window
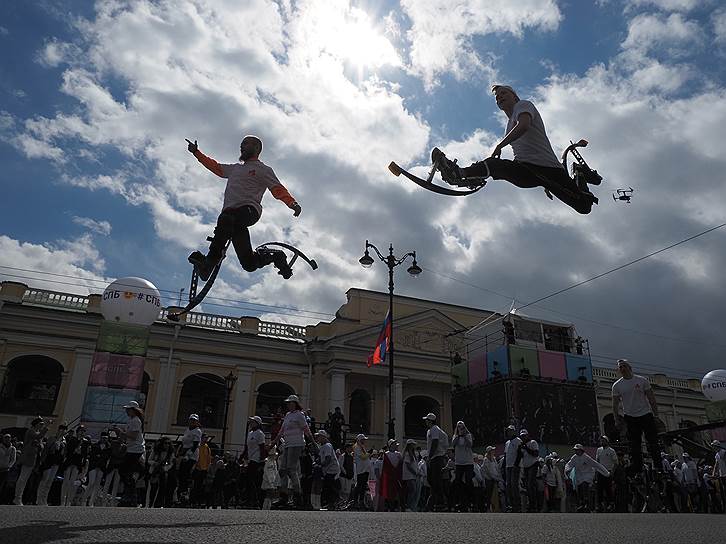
[255,382,295,418]
[176,373,225,428]
[0,356,63,415]
[404,396,440,438]
[602,413,621,443]
[349,389,371,435]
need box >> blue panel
[565,353,593,383]
[487,345,510,379]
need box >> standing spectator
[36,424,66,506]
[102,429,125,505]
[401,439,419,511]
[315,430,340,509]
[541,453,563,512]
[380,439,403,511]
[305,409,316,433]
[451,421,474,511]
[612,359,661,476]
[115,401,145,507]
[339,443,354,504]
[351,434,371,509]
[503,425,522,512]
[519,429,539,512]
[14,416,49,505]
[145,437,173,508]
[0,433,17,503]
[329,407,345,450]
[244,416,266,508]
[272,394,312,508]
[481,446,503,512]
[712,440,726,513]
[595,436,617,512]
[191,434,212,506]
[613,450,630,513]
[682,452,699,512]
[261,446,279,510]
[83,431,110,506]
[565,444,610,512]
[269,411,283,440]
[60,425,90,506]
[423,412,448,511]
[418,451,429,509]
[177,413,202,503]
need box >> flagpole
[359,240,422,442]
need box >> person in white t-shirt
[245,415,266,508]
[423,412,448,511]
[595,436,617,511]
[611,359,662,476]
[314,430,340,509]
[565,444,610,512]
[711,440,726,510]
[503,425,522,512]
[116,401,146,506]
[185,135,302,281]
[431,85,597,214]
[272,394,312,508]
[177,413,202,502]
[518,429,540,512]
[351,433,371,509]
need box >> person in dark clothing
[83,431,110,506]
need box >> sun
[303,3,401,71]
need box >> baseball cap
[188,413,200,421]
[249,416,263,425]
[573,444,585,451]
[422,413,437,422]
[356,433,368,441]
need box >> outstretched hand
[185,138,198,153]
[292,202,302,217]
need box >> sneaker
[431,147,463,185]
[188,251,218,282]
[259,248,293,279]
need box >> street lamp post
[220,370,238,453]
[359,240,422,440]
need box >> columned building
[0,281,712,450]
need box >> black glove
[185,138,198,154]
[291,202,302,217]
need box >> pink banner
[88,352,145,389]
[538,351,567,380]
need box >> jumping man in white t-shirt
[432,85,597,214]
[185,135,302,280]
[611,359,661,476]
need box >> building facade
[0,281,712,450]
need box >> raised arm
[186,139,225,178]
[264,167,302,216]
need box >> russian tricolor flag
[367,310,391,367]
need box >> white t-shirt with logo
[220,159,285,217]
[125,416,145,454]
[280,410,308,448]
[506,100,562,169]
[246,428,266,463]
[612,375,652,417]
[426,424,448,459]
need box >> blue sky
[1,0,725,377]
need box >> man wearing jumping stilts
[432,85,597,214]
[186,135,302,280]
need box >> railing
[665,377,691,389]
[259,320,306,340]
[22,289,89,311]
[593,367,618,379]
[17,287,306,340]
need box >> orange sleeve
[271,184,296,207]
[193,149,225,178]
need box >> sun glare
[307,4,400,71]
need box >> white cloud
[0,234,108,294]
[400,0,561,87]
[622,13,703,55]
[0,26,8,36]
[625,0,702,12]
[36,39,83,68]
[72,216,112,235]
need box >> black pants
[462,158,593,214]
[426,456,445,510]
[321,474,340,508]
[453,465,474,509]
[597,473,614,507]
[523,465,539,512]
[246,461,263,507]
[120,453,143,505]
[208,205,261,271]
[624,413,660,475]
[351,472,369,505]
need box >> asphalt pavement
[1,506,725,544]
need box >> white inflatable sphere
[101,277,162,326]
[701,369,726,402]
